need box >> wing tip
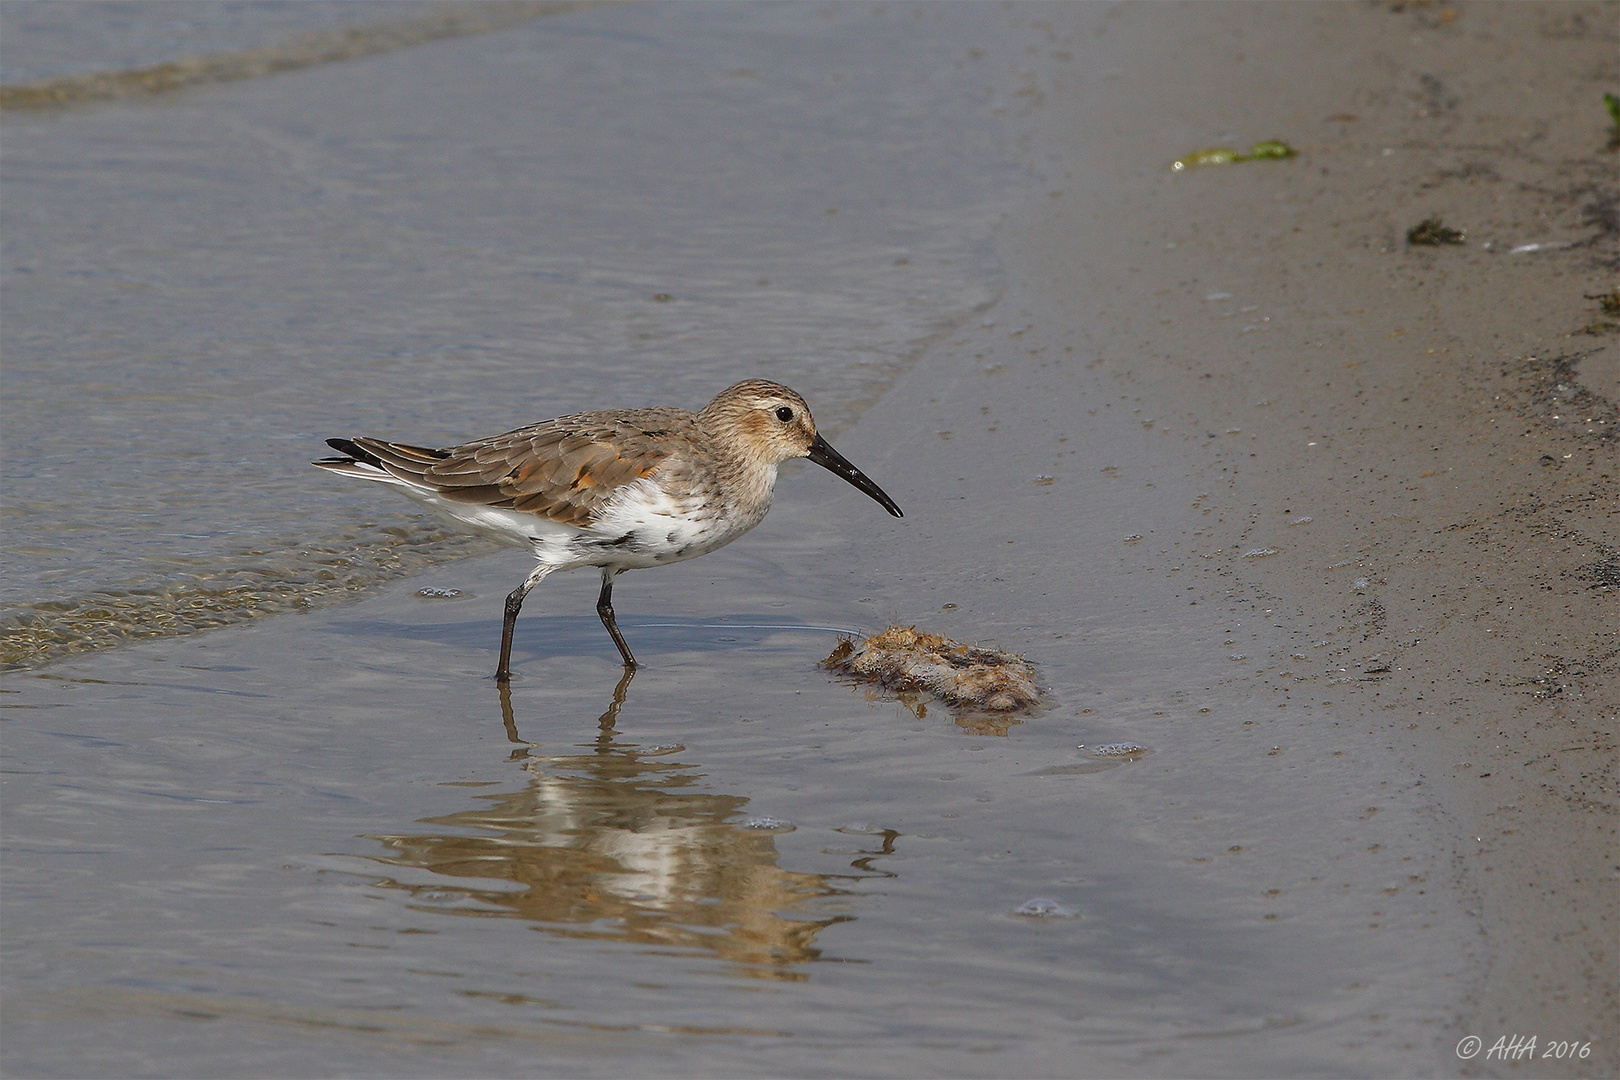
[324,437,385,468]
[313,439,397,483]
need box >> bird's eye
[775,406,794,422]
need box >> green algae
[1171,140,1296,171]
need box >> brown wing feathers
[327,412,692,527]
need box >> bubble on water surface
[1014,898,1074,918]
[739,817,794,832]
[1086,742,1149,758]
[1031,742,1153,775]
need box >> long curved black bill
[806,434,903,517]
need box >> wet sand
[3,2,1616,1077]
[911,1,1616,1069]
[1081,3,1620,1065]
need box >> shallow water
[4,529,1465,1077]
[3,4,1479,1076]
[1,0,1012,666]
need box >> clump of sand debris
[822,626,1040,712]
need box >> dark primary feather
[321,437,381,469]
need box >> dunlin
[315,379,901,680]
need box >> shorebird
[314,379,902,680]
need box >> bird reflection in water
[365,670,893,981]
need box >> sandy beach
[3,2,1615,1076]
[986,3,1618,1064]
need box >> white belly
[397,476,768,572]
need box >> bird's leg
[596,569,637,670]
[497,564,553,682]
